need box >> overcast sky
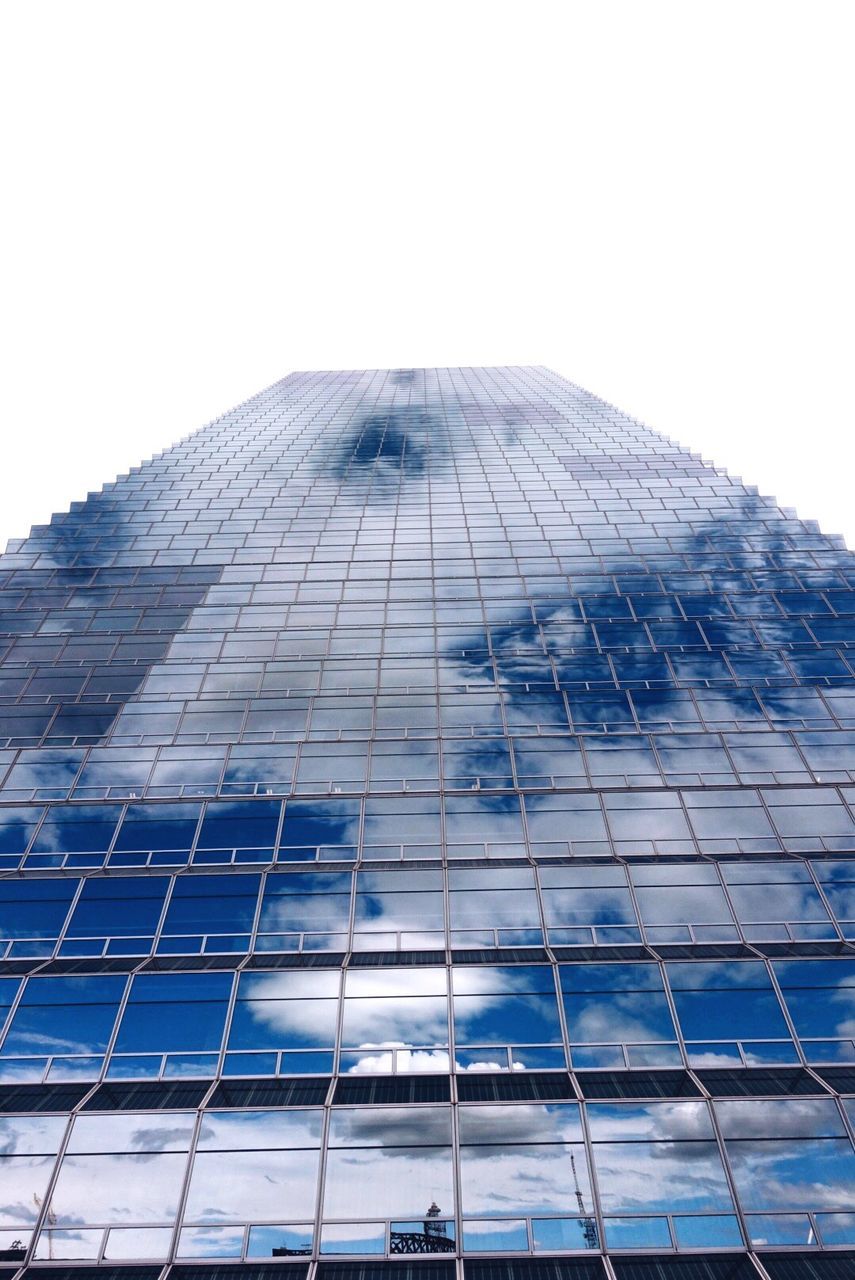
[1,1,852,551]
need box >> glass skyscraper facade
[0,365,853,1280]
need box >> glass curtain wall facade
[0,365,853,1280]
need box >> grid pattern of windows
[1,366,854,1278]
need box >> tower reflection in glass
[0,366,853,1279]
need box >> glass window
[459,1102,593,1238]
[113,802,202,852]
[112,971,233,1055]
[354,868,445,950]
[73,747,157,797]
[0,878,77,939]
[632,689,702,729]
[654,733,735,785]
[228,968,340,1051]
[449,867,540,944]
[197,800,281,852]
[540,864,641,945]
[583,735,660,785]
[50,1111,195,1224]
[66,876,169,941]
[764,787,855,842]
[1,974,126,1059]
[724,732,810,781]
[369,738,439,789]
[444,794,525,852]
[362,796,441,858]
[560,963,679,1069]
[222,743,297,795]
[149,744,226,794]
[324,1106,454,1220]
[630,863,736,942]
[161,873,260,941]
[341,968,448,1071]
[524,793,608,852]
[568,691,635,731]
[773,959,855,1057]
[716,1098,855,1213]
[441,736,513,789]
[0,805,45,856]
[0,1115,68,1228]
[0,748,85,798]
[721,861,836,940]
[511,737,585,786]
[684,789,776,848]
[588,1101,736,1214]
[812,860,855,938]
[30,803,124,853]
[603,791,693,850]
[184,1109,323,1223]
[257,870,351,948]
[665,961,794,1066]
[453,965,562,1070]
[280,798,360,855]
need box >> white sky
[1,1,853,551]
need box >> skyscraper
[0,366,853,1280]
